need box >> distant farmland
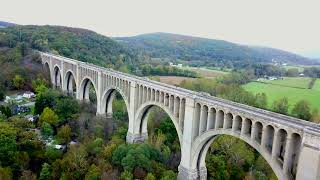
[243,77,320,112]
[183,67,228,78]
[151,76,196,86]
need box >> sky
[1,0,320,58]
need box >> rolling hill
[0,25,141,69]
[0,21,17,28]
[116,32,317,66]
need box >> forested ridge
[0,25,139,68]
[116,32,318,67]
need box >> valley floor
[243,77,320,111]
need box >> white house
[23,92,35,99]
[4,96,11,103]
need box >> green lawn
[312,79,320,90]
[258,77,311,89]
[283,65,304,72]
[243,78,320,112]
[183,66,229,78]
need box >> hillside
[0,21,17,28]
[0,25,141,70]
[116,32,317,67]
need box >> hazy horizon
[1,0,320,58]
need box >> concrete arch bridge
[40,52,320,180]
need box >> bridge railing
[40,51,320,134]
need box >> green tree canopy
[292,100,312,120]
[0,122,17,166]
[39,107,59,126]
[272,97,289,115]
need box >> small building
[4,96,11,103]
[22,92,35,99]
[177,64,183,68]
[54,144,66,150]
[24,114,39,122]
[12,105,30,115]
[267,76,278,81]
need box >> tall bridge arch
[40,52,320,180]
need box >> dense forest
[116,32,318,68]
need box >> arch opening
[138,104,182,171]
[243,118,252,137]
[253,121,263,144]
[102,89,129,138]
[207,108,216,130]
[264,125,275,154]
[274,129,287,167]
[203,135,277,180]
[233,115,242,132]
[288,133,302,178]
[80,78,97,113]
[43,62,51,85]
[64,71,76,96]
[216,110,224,129]
[54,66,62,88]
[225,113,233,129]
[101,88,129,120]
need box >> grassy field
[243,77,320,111]
[282,65,305,72]
[183,66,228,78]
[258,77,311,89]
[151,76,196,86]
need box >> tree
[55,97,79,121]
[39,163,51,180]
[145,173,156,180]
[157,117,177,146]
[0,122,17,166]
[0,167,12,180]
[160,170,176,180]
[272,97,289,115]
[286,68,299,77]
[13,74,25,89]
[85,164,101,180]
[35,84,48,95]
[0,105,12,118]
[86,138,103,156]
[32,77,48,94]
[60,145,88,179]
[20,170,37,180]
[311,109,320,123]
[112,144,161,173]
[255,93,267,109]
[41,122,54,139]
[292,100,311,120]
[39,107,59,126]
[206,155,230,180]
[120,170,133,180]
[45,146,62,163]
[0,113,6,122]
[34,89,59,115]
[57,125,72,144]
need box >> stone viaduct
[40,52,320,180]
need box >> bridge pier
[296,129,320,180]
[126,132,148,143]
